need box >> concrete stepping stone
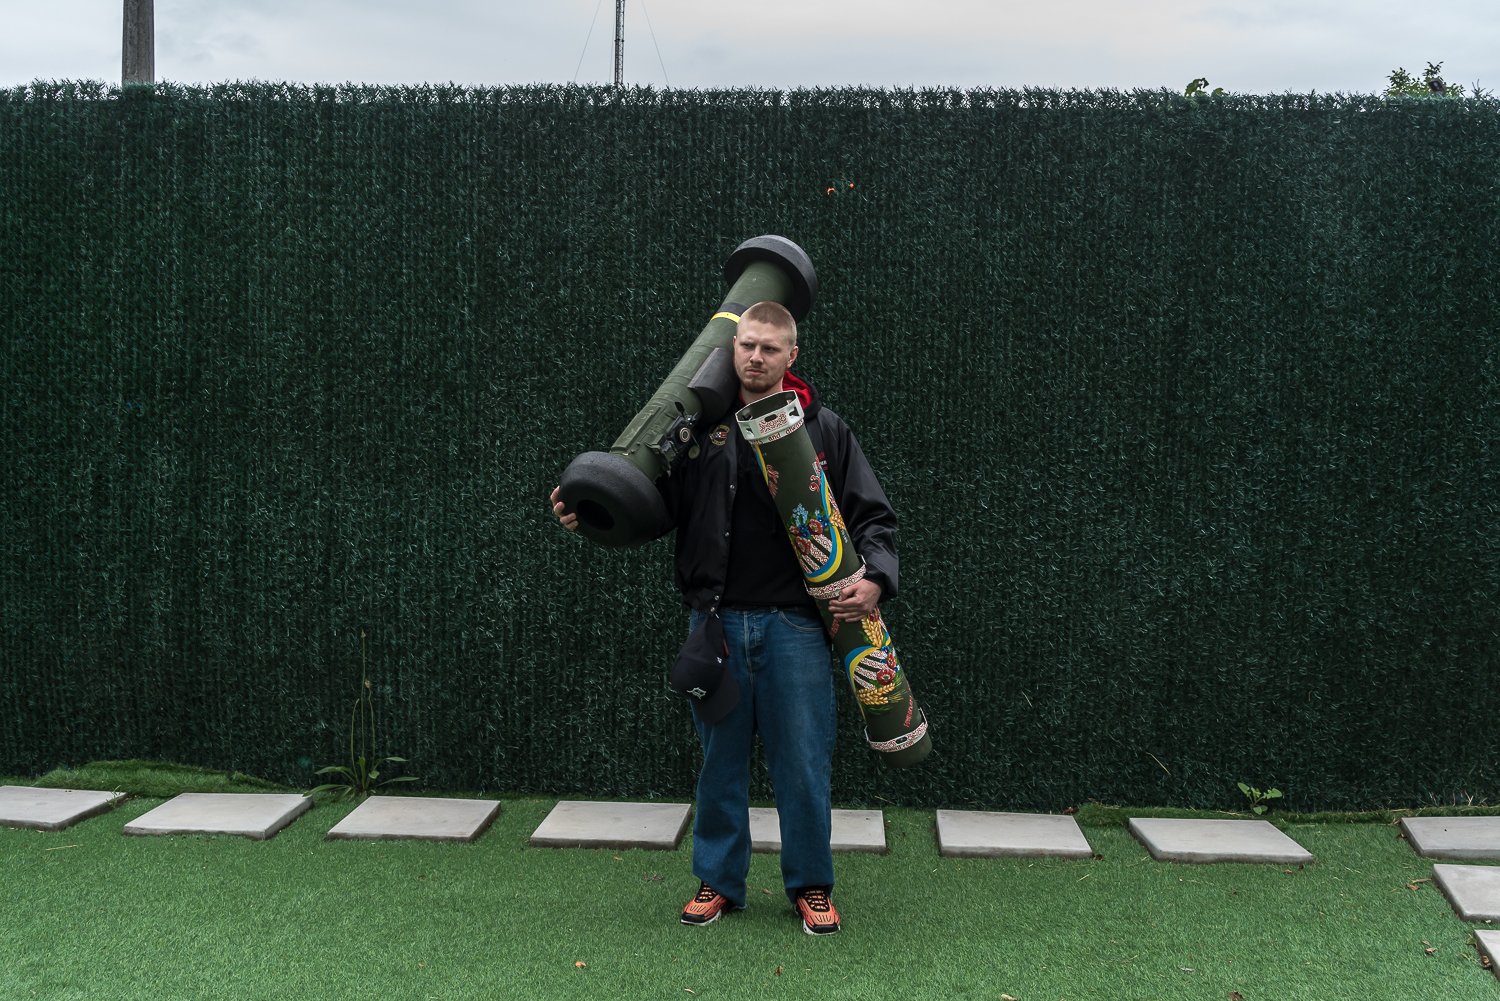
[1128,818,1314,864]
[1475,930,1500,981]
[326,796,501,843]
[1431,863,1500,921]
[748,808,887,854]
[1399,817,1500,860]
[0,785,126,832]
[123,793,311,840]
[529,800,691,850]
[935,810,1093,859]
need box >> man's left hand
[828,579,881,623]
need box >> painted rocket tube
[734,391,932,767]
[557,236,818,548]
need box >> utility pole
[122,0,155,84]
[613,0,625,87]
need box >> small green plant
[1185,77,1225,98]
[311,629,419,801]
[1385,62,1464,97]
[1238,782,1283,815]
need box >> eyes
[737,338,783,357]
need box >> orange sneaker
[681,883,739,926]
[793,886,841,935]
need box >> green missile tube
[734,391,933,767]
[558,236,817,547]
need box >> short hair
[738,300,798,348]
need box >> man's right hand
[549,486,578,531]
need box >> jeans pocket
[775,608,825,634]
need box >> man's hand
[827,578,881,622]
[549,486,578,531]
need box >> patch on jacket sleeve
[710,425,731,446]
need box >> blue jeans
[688,606,837,908]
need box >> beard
[737,366,783,394]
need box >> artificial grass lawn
[26,760,293,798]
[3,797,1495,1000]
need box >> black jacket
[658,372,899,612]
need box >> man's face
[733,320,798,397]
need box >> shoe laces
[694,884,721,904]
[799,888,832,912]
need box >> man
[551,300,898,936]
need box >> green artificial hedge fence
[2,82,1496,810]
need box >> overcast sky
[4,1,1497,95]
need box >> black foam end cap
[722,235,818,321]
[557,450,670,548]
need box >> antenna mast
[122,0,155,84]
[614,0,625,86]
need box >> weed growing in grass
[1237,782,1283,815]
[310,629,419,801]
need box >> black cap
[670,613,739,724]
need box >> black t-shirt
[719,439,818,611]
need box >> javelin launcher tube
[557,235,817,548]
[734,391,932,767]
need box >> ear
[788,344,799,368]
